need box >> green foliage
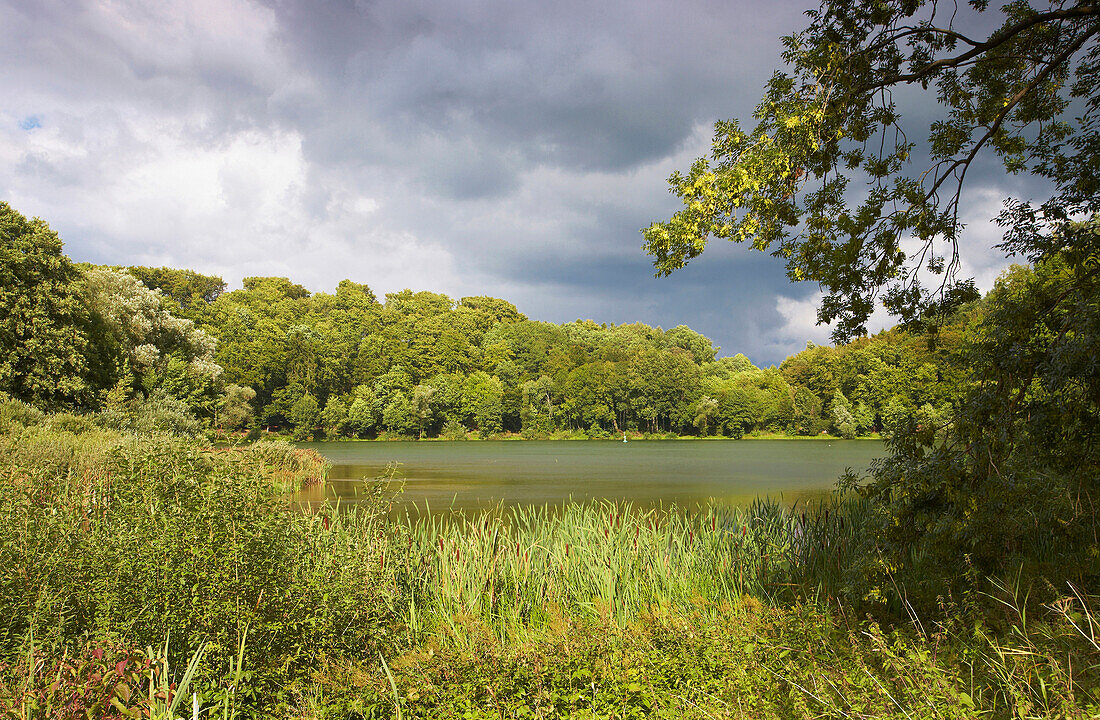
[410,385,435,439]
[0,428,384,702]
[290,392,321,441]
[2,420,1098,717]
[645,0,1100,341]
[321,396,348,438]
[0,395,46,433]
[860,254,1100,603]
[80,266,223,419]
[0,203,92,410]
[219,384,256,431]
[347,389,378,438]
[322,599,1099,719]
[66,244,959,442]
[125,265,226,311]
[0,640,155,719]
[96,379,204,438]
[440,418,468,441]
[830,389,857,439]
[381,393,415,437]
[663,324,719,363]
[463,372,503,437]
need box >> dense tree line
[158,263,978,441]
[0,202,224,435]
[2,200,983,442]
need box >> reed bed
[208,441,329,491]
[300,490,876,649]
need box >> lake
[295,439,886,514]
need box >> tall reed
[309,493,863,647]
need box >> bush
[0,396,45,432]
[45,411,96,434]
[0,430,392,702]
[97,388,203,438]
[440,419,467,441]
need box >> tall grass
[1,412,1098,717]
[385,499,832,641]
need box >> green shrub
[0,396,46,432]
[0,431,392,702]
[45,411,96,434]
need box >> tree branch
[852,5,1100,93]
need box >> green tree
[664,325,719,364]
[521,375,557,436]
[644,0,1100,339]
[125,266,226,312]
[81,267,223,418]
[629,349,701,433]
[865,251,1100,597]
[0,203,92,409]
[347,385,378,437]
[830,390,857,439]
[382,394,415,436]
[219,384,256,431]
[693,395,719,435]
[788,384,825,436]
[411,384,436,438]
[321,396,349,437]
[562,361,621,432]
[289,392,320,441]
[463,372,503,436]
[457,296,527,330]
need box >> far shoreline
[265,431,885,444]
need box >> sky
[1,0,1032,365]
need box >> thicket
[1,406,1097,718]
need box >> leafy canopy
[644,0,1100,340]
[0,202,92,409]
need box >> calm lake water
[295,439,886,514]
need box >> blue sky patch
[19,116,41,131]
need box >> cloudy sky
[1,0,1028,365]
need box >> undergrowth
[0,412,1097,718]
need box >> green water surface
[296,439,886,514]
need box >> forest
[0,200,966,443]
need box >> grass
[0,412,1096,718]
[208,440,329,491]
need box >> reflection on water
[294,439,886,515]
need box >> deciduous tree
[645,0,1100,339]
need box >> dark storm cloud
[1,0,1028,367]
[262,0,809,180]
[486,247,804,364]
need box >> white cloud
[0,0,1038,366]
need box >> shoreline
[265,432,885,443]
